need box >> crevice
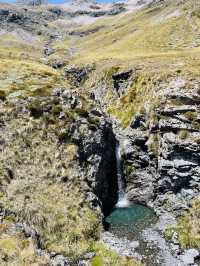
[94,125,118,217]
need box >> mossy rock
[125,164,136,176]
[75,108,89,118]
[178,129,189,140]
[89,124,98,131]
[184,111,197,121]
[192,121,200,130]
[88,116,100,126]
[28,100,43,118]
[0,90,6,101]
[52,104,63,115]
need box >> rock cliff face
[77,119,118,215]
[114,79,200,215]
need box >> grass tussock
[0,219,49,265]
[2,182,100,259]
[0,103,100,261]
[165,198,200,249]
[0,59,64,97]
[107,73,160,128]
[91,243,143,266]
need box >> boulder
[50,255,70,266]
[112,69,133,96]
[180,249,199,265]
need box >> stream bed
[103,204,186,266]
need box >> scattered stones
[50,255,70,266]
[101,232,141,260]
[44,46,55,56]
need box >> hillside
[0,0,200,265]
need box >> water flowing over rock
[115,142,130,208]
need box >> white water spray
[115,142,130,208]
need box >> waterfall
[115,142,130,208]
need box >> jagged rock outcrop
[65,3,126,18]
[77,118,118,215]
[0,4,64,35]
[64,64,94,87]
[115,79,200,214]
[112,69,134,97]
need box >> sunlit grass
[165,198,200,249]
[0,219,49,265]
[91,242,143,266]
[0,33,43,61]
[0,59,64,97]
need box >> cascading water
[115,142,130,208]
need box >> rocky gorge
[0,0,200,265]
[94,71,200,265]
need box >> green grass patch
[107,73,157,128]
[91,243,142,266]
[0,59,64,97]
[0,32,43,61]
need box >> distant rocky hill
[17,0,48,6]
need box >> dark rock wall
[116,80,200,214]
[77,119,118,216]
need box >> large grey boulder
[180,249,199,265]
